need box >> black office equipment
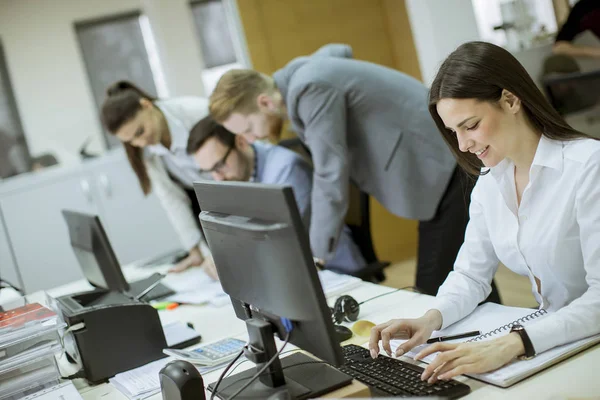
[194,181,353,399]
[61,210,175,301]
[56,210,175,383]
[333,325,353,342]
[57,290,168,384]
[331,295,360,324]
[160,360,206,400]
[340,344,471,398]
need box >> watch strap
[511,324,535,360]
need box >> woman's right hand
[169,246,204,273]
[368,309,443,359]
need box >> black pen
[426,330,481,344]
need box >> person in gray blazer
[209,44,500,301]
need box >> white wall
[0,0,207,166]
[405,0,481,87]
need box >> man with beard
[185,116,366,273]
[208,44,500,302]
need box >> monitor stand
[207,319,352,400]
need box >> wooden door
[236,0,421,262]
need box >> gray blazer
[273,44,456,261]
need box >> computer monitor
[193,181,352,399]
[62,210,173,301]
[62,210,130,292]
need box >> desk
[20,265,600,399]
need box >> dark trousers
[416,167,501,304]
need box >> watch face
[518,354,535,361]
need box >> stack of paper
[160,268,362,306]
[110,356,239,399]
[162,268,227,306]
[109,358,170,400]
[21,381,82,400]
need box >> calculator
[163,337,246,366]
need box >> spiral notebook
[390,303,600,387]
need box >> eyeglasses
[200,145,234,173]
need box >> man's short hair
[209,69,275,123]
[187,116,236,154]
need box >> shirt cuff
[199,241,212,258]
[430,297,463,330]
[523,317,562,355]
[181,231,202,252]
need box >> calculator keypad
[195,338,245,360]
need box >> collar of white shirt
[489,135,564,182]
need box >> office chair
[278,137,390,283]
[542,68,600,119]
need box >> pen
[426,330,481,344]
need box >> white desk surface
[18,265,599,399]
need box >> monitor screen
[62,210,129,292]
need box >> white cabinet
[88,150,180,265]
[0,149,182,293]
[0,172,95,292]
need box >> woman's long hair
[429,41,592,176]
[101,81,157,194]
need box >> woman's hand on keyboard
[368,310,443,359]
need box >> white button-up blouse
[432,135,600,355]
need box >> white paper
[109,356,225,400]
[21,381,83,400]
[162,268,215,293]
[109,358,171,399]
[318,270,362,296]
[161,268,361,307]
[163,282,225,305]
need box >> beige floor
[381,259,538,308]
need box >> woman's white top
[144,97,210,251]
[432,136,600,355]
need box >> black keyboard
[141,283,175,301]
[340,344,471,398]
[130,277,175,301]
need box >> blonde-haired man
[209,44,500,301]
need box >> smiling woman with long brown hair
[370,41,600,382]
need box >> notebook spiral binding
[467,309,548,342]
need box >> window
[472,0,558,51]
[190,0,247,94]
[75,12,166,148]
[0,38,31,179]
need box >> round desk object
[352,320,376,337]
[159,360,205,400]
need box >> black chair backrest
[542,69,600,116]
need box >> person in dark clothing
[553,0,600,59]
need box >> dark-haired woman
[369,41,600,381]
[101,81,217,278]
